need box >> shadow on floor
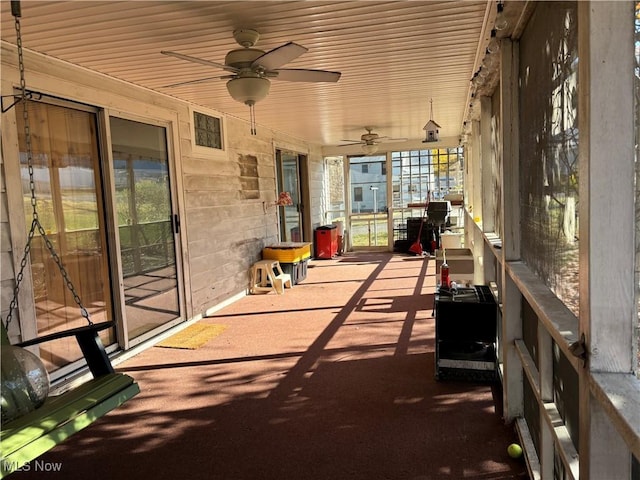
[15,252,528,480]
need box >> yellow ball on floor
[507,443,523,459]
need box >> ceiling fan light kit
[340,126,407,153]
[226,76,270,105]
[161,28,341,135]
[361,143,378,155]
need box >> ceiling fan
[161,29,341,134]
[340,127,407,154]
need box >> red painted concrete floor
[17,252,529,480]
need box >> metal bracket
[1,91,42,114]
[1,94,23,114]
[569,333,588,366]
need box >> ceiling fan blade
[252,42,308,71]
[275,69,341,83]
[163,76,225,88]
[381,137,409,143]
[339,140,363,146]
[161,51,239,73]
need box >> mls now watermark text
[2,459,63,473]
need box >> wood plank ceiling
[0,1,493,147]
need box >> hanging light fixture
[487,29,500,54]
[223,30,271,135]
[226,76,270,105]
[495,1,508,31]
[362,143,378,155]
[483,52,498,70]
[226,74,270,135]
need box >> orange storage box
[262,242,312,263]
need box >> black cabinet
[435,285,498,381]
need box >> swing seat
[0,322,140,478]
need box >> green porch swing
[0,2,139,477]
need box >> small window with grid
[193,111,222,150]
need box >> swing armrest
[16,321,117,378]
[16,321,114,348]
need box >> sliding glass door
[17,101,114,372]
[109,118,181,343]
[15,101,183,374]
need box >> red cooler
[315,225,338,259]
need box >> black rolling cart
[434,285,498,382]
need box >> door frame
[101,109,186,350]
[345,152,393,251]
[274,148,311,242]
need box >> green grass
[350,216,389,247]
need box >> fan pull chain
[249,103,257,135]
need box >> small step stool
[250,260,292,295]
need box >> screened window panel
[519,1,579,316]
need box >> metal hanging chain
[3,1,91,331]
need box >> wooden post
[500,38,523,423]
[577,2,636,478]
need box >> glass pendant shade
[226,77,271,106]
[487,29,500,54]
[362,143,378,155]
[495,3,508,30]
[483,54,498,70]
[1,345,50,423]
[495,16,508,31]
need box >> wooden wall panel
[1,42,326,336]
